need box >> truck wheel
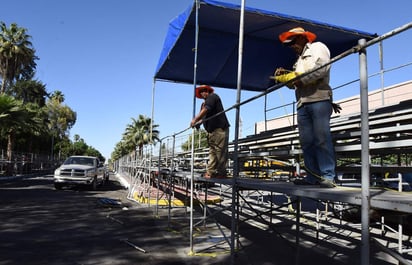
[90,177,97,190]
[54,183,62,190]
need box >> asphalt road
[0,174,216,265]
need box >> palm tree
[111,141,129,161]
[11,79,48,106]
[73,134,81,142]
[0,22,37,94]
[122,115,159,157]
[50,90,65,104]
[0,94,43,160]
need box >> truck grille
[60,169,86,177]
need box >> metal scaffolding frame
[115,16,412,265]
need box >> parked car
[53,156,107,190]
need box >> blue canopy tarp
[155,0,376,91]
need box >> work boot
[319,179,336,188]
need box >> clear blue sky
[2,0,411,160]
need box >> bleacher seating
[233,99,412,178]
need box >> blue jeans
[297,101,336,183]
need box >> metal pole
[168,135,176,226]
[151,79,155,142]
[359,38,370,265]
[379,42,385,106]
[230,0,246,263]
[155,140,162,216]
[150,79,156,210]
[264,94,267,131]
[189,0,200,255]
[295,197,301,265]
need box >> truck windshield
[64,157,94,166]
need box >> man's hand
[274,67,289,76]
[331,102,342,114]
[272,68,300,89]
[190,118,202,129]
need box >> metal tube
[379,42,385,106]
[264,94,268,131]
[151,78,155,142]
[398,223,403,254]
[295,197,301,264]
[230,0,246,264]
[168,135,176,226]
[189,0,200,255]
[155,140,162,216]
[123,239,147,253]
[359,38,370,265]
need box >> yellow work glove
[274,72,298,83]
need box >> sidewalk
[0,171,51,181]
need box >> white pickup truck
[53,155,108,190]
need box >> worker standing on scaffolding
[275,27,340,188]
[190,85,230,179]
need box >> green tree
[0,94,43,160]
[18,102,49,153]
[85,146,104,162]
[55,136,72,160]
[47,99,76,136]
[0,22,37,94]
[1,80,49,155]
[111,141,129,161]
[181,129,208,151]
[61,134,104,162]
[11,79,48,106]
[50,90,65,103]
[46,92,76,159]
[122,115,159,157]
[71,135,88,155]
